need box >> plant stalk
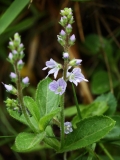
[72,83,82,120]
[14,63,37,132]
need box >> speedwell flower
[49,78,67,95]
[42,58,62,79]
[64,122,73,134]
[67,68,88,86]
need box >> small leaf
[35,78,60,117]
[39,108,60,131]
[14,132,45,152]
[95,92,117,115]
[59,116,115,152]
[23,96,40,121]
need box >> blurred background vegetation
[0,0,120,159]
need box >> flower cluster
[43,8,88,96]
[3,33,29,108]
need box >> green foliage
[83,34,113,56]
[12,132,45,152]
[59,116,115,152]
[43,126,60,151]
[95,92,117,115]
[35,77,60,117]
[103,115,120,144]
[0,0,29,34]
[91,71,118,94]
[23,96,40,122]
[39,108,60,131]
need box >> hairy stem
[14,63,37,132]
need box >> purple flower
[63,52,69,59]
[67,68,88,86]
[49,78,67,95]
[9,41,13,46]
[8,53,13,60]
[20,43,24,48]
[60,30,66,36]
[42,58,62,79]
[66,24,72,29]
[17,60,23,65]
[2,83,13,91]
[22,77,29,84]
[10,72,17,78]
[64,122,73,134]
[70,34,75,42]
[12,50,17,54]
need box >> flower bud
[69,59,82,66]
[10,72,17,79]
[4,98,18,108]
[63,52,69,59]
[8,53,13,60]
[22,77,29,84]
[66,24,72,34]
[12,50,17,55]
[17,60,24,70]
[69,34,76,46]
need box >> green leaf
[23,96,40,122]
[95,92,117,115]
[7,109,39,132]
[83,34,113,56]
[43,126,60,151]
[0,0,29,34]
[59,116,115,152]
[14,132,45,152]
[66,101,108,128]
[35,77,60,117]
[91,71,118,94]
[81,101,108,118]
[39,108,60,131]
[104,115,120,142]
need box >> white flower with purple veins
[67,68,88,86]
[49,78,67,95]
[22,77,29,84]
[43,59,62,79]
[64,122,73,134]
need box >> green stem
[72,83,82,120]
[99,143,114,160]
[60,94,65,147]
[60,59,68,147]
[14,64,37,132]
